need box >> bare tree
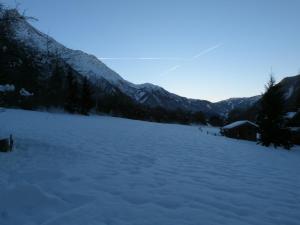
[0,3,38,39]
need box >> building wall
[223,124,258,141]
[291,132,300,145]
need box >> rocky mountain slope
[213,96,261,116]
[280,74,300,110]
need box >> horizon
[4,0,300,102]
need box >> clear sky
[4,0,300,102]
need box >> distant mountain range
[3,9,299,116]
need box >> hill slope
[280,74,300,110]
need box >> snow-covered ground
[0,109,300,225]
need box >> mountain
[0,8,268,117]
[227,75,300,123]
[212,95,261,116]
[279,74,300,110]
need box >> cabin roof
[222,120,258,130]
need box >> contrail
[98,43,222,76]
[192,43,223,59]
[98,44,222,61]
[159,65,181,76]
[160,43,223,76]
[98,57,184,60]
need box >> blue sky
[4,0,300,101]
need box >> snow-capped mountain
[212,96,261,116]
[279,74,300,108]
[4,9,261,115]
[276,74,300,112]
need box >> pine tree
[193,111,206,124]
[64,69,79,113]
[0,71,4,107]
[295,88,300,110]
[80,77,94,115]
[209,115,224,127]
[17,52,42,109]
[257,75,292,149]
[47,62,64,107]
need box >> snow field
[0,109,300,225]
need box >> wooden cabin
[290,127,300,145]
[221,121,258,141]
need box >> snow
[0,109,300,225]
[137,83,164,92]
[285,86,294,100]
[134,90,147,102]
[285,112,297,119]
[222,120,258,129]
[19,88,34,97]
[0,84,15,92]
[290,127,300,132]
[206,103,212,109]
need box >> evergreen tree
[0,72,4,107]
[295,88,300,110]
[192,111,206,124]
[80,77,94,115]
[17,52,41,109]
[47,62,64,107]
[64,69,79,113]
[257,75,292,149]
[0,4,4,107]
[209,115,224,127]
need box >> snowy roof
[19,88,34,97]
[222,120,258,129]
[0,84,15,92]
